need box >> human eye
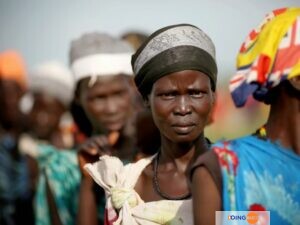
[189,90,205,98]
[114,90,126,97]
[158,91,176,100]
[87,95,105,103]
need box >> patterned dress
[0,134,32,225]
[213,135,300,225]
[34,144,81,225]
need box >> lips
[101,116,126,131]
[171,123,196,134]
[101,114,125,124]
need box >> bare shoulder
[192,166,221,225]
[192,166,212,183]
[192,166,218,194]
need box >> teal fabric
[35,144,81,225]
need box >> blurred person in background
[191,7,300,225]
[134,109,160,161]
[121,31,148,52]
[121,31,152,114]
[85,23,217,225]
[0,50,34,225]
[69,32,141,225]
[121,31,160,160]
[19,61,80,225]
[20,61,75,149]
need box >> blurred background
[0,0,298,141]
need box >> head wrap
[0,50,27,90]
[69,32,134,85]
[230,7,300,107]
[131,24,217,98]
[29,61,74,106]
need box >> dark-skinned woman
[191,7,300,225]
[85,24,217,224]
[19,61,78,225]
[71,32,141,225]
[0,51,35,225]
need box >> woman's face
[28,93,66,139]
[0,80,24,129]
[79,75,133,133]
[148,70,215,144]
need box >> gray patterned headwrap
[131,24,218,97]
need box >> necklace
[152,151,191,200]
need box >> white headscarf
[29,61,74,106]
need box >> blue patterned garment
[212,135,300,225]
[0,135,31,225]
[35,144,81,225]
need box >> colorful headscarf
[230,8,300,107]
[0,50,27,90]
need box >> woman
[191,7,300,225]
[85,24,217,224]
[70,32,141,225]
[22,61,74,149]
[19,61,78,225]
[0,51,35,225]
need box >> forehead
[152,70,210,90]
[31,92,64,109]
[33,92,58,104]
[80,75,129,94]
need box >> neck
[159,134,208,172]
[265,90,300,155]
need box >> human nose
[36,111,50,125]
[105,98,118,114]
[173,95,192,116]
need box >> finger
[79,142,99,155]
[86,142,99,155]
[94,136,112,154]
[78,148,99,164]
[108,131,120,146]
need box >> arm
[46,177,63,225]
[76,133,120,225]
[192,166,221,225]
[77,177,98,225]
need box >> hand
[78,131,119,176]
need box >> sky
[0,0,298,80]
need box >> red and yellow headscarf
[230,7,300,107]
[0,50,27,90]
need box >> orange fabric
[0,50,27,89]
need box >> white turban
[69,32,134,84]
[29,61,74,106]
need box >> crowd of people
[0,7,299,225]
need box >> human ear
[143,96,150,108]
[211,92,216,107]
[74,89,82,105]
[206,92,216,125]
